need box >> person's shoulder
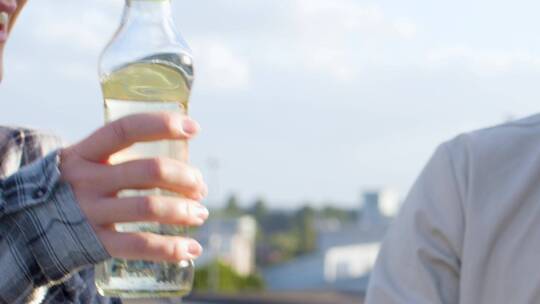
[469,113,540,138]
[442,113,540,170]
[447,113,540,148]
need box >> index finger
[75,112,199,162]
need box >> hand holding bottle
[59,112,208,262]
[95,0,199,296]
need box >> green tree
[249,198,268,223]
[223,194,243,217]
[294,205,317,255]
[248,197,268,240]
[193,260,265,293]
[320,205,357,222]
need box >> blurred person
[366,102,540,300]
[0,0,209,303]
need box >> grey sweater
[366,113,540,303]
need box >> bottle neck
[123,0,173,25]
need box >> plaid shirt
[0,127,120,304]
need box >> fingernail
[188,241,202,257]
[194,204,209,222]
[182,118,199,136]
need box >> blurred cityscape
[191,188,402,296]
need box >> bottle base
[97,285,192,299]
[96,277,192,298]
[97,288,191,299]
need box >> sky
[1,0,540,209]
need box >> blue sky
[1,0,539,208]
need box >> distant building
[263,188,400,293]
[360,188,400,226]
[319,188,398,252]
[263,243,378,293]
[324,243,380,283]
[196,216,257,276]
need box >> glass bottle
[94,0,195,298]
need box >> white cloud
[24,1,120,54]
[191,38,251,90]
[294,0,385,32]
[286,0,419,81]
[58,62,95,82]
[301,47,355,81]
[293,0,417,39]
[426,46,540,74]
[394,19,418,39]
[171,1,420,83]
[4,1,120,84]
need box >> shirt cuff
[1,150,110,283]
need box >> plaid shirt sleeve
[0,129,110,303]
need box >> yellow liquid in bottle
[95,53,195,298]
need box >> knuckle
[133,235,153,253]
[111,118,128,142]
[155,238,178,261]
[115,161,128,180]
[138,196,161,219]
[147,158,167,180]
